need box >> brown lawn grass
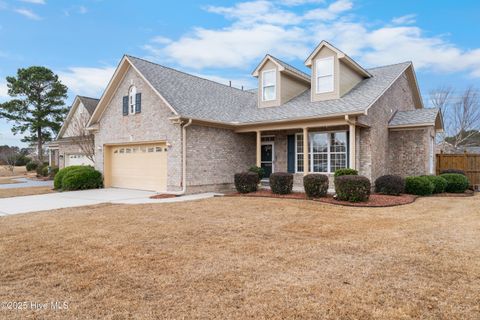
[0,186,54,198]
[0,165,27,177]
[0,196,479,319]
[0,178,21,185]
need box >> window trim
[315,56,334,94]
[261,69,277,102]
[128,85,137,115]
[295,130,348,174]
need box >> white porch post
[256,130,261,167]
[349,123,356,169]
[303,127,309,175]
[48,149,52,167]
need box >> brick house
[78,40,442,194]
[48,95,99,168]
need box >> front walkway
[0,177,54,189]
[0,188,221,216]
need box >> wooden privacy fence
[436,152,480,186]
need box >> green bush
[303,174,329,198]
[421,175,448,194]
[49,166,59,179]
[234,172,258,193]
[440,173,469,193]
[440,169,465,176]
[62,167,103,191]
[334,168,358,177]
[54,165,90,190]
[374,175,405,195]
[405,176,434,196]
[248,165,265,183]
[269,172,293,194]
[334,175,371,202]
[26,161,38,172]
[36,162,49,177]
[15,155,31,166]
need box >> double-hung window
[316,57,334,93]
[295,131,347,173]
[262,69,276,101]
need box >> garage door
[109,143,167,192]
[65,154,94,167]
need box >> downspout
[177,118,192,195]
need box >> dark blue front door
[261,143,273,178]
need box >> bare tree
[430,86,480,152]
[0,146,21,173]
[68,114,95,163]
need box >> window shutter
[287,135,295,173]
[135,93,141,113]
[122,96,128,116]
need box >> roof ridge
[366,61,412,71]
[267,54,310,79]
[125,55,254,94]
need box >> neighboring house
[86,40,443,194]
[437,141,480,154]
[48,96,99,168]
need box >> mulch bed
[150,194,177,199]
[227,190,417,207]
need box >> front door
[261,143,274,178]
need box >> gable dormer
[305,41,372,102]
[252,55,310,108]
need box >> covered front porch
[235,116,360,188]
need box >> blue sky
[1,0,479,146]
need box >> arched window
[128,85,137,115]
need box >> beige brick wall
[358,71,418,182]
[388,127,435,177]
[186,125,256,193]
[94,67,182,191]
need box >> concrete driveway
[0,177,53,189]
[0,188,220,216]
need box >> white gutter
[177,118,192,195]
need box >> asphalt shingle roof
[127,55,414,125]
[78,96,100,116]
[268,55,310,81]
[389,108,440,127]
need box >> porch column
[349,123,356,169]
[303,127,309,175]
[48,149,52,167]
[256,130,261,167]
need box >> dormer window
[262,69,276,101]
[128,86,137,115]
[316,57,334,94]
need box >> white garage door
[109,143,167,192]
[65,154,94,167]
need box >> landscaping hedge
[234,172,258,193]
[374,174,405,195]
[26,161,38,172]
[62,167,103,191]
[440,173,469,193]
[248,165,265,183]
[54,165,92,190]
[303,174,329,198]
[270,172,293,194]
[421,175,448,194]
[36,162,49,177]
[335,175,371,202]
[440,169,466,176]
[405,176,434,196]
[334,168,358,177]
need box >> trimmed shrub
[248,165,265,183]
[26,161,38,172]
[440,173,469,193]
[303,174,329,198]
[15,155,31,166]
[440,169,466,176]
[421,175,448,194]
[36,162,48,177]
[62,167,103,191]
[270,172,293,194]
[405,176,434,196]
[49,166,59,179]
[334,168,358,177]
[335,175,371,202]
[54,165,89,190]
[234,172,258,193]
[374,175,405,195]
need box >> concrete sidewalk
[0,177,54,189]
[0,188,221,216]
